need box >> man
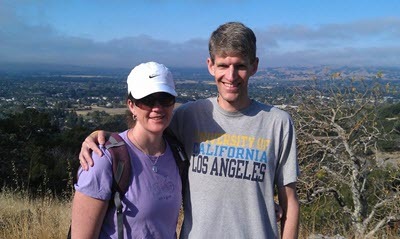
[80,22,299,238]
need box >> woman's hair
[126,93,136,128]
[208,22,257,64]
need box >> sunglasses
[135,92,176,110]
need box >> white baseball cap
[127,62,177,99]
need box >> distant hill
[0,62,129,77]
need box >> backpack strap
[105,133,131,239]
[163,127,190,198]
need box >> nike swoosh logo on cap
[149,74,159,78]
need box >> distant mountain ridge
[0,62,129,76]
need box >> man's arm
[278,182,300,239]
[78,130,110,170]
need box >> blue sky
[1,0,399,69]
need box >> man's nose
[225,65,237,81]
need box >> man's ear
[207,58,215,76]
[250,57,259,76]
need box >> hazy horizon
[1,1,400,69]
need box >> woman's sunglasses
[135,92,175,110]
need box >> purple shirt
[75,130,182,239]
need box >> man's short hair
[208,22,257,64]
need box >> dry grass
[177,207,184,236]
[0,188,184,239]
[75,106,127,116]
[3,188,396,238]
[0,189,72,239]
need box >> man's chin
[219,92,240,102]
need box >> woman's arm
[71,191,109,239]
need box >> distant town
[1,65,399,120]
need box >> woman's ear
[127,99,136,114]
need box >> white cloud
[0,2,399,69]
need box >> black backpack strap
[105,133,131,239]
[163,127,190,198]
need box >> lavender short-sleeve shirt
[75,130,182,239]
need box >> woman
[71,62,182,239]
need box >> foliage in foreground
[0,108,128,195]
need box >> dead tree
[290,72,400,238]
